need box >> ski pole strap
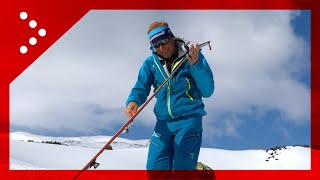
[87,159,100,170]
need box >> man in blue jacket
[125,21,214,173]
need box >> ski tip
[196,162,212,170]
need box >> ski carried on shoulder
[73,41,212,180]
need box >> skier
[125,21,214,179]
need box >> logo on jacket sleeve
[152,131,161,138]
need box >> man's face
[154,37,175,59]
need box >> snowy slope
[10,132,310,170]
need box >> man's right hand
[125,102,138,118]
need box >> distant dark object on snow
[41,141,66,146]
[265,145,310,162]
[105,145,113,150]
[293,144,310,148]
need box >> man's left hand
[186,43,199,66]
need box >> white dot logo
[19,12,47,54]
[20,46,28,54]
[29,20,37,28]
[29,37,37,45]
[20,12,28,20]
[39,29,46,37]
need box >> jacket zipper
[153,56,174,119]
[167,81,174,119]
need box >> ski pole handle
[198,41,211,50]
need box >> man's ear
[150,45,156,52]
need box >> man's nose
[159,44,165,50]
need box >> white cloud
[10,10,310,138]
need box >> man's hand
[125,101,138,118]
[186,43,199,66]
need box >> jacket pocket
[185,77,194,102]
[182,132,201,140]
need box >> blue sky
[10,10,310,150]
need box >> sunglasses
[152,38,170,48]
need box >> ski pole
[73,40,212,180]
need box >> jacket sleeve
[189,51,215,98]
[126,60,154,107]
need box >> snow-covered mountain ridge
[10,132,311,170]
[10,131,150,150]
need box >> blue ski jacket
[126,38,214,120]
